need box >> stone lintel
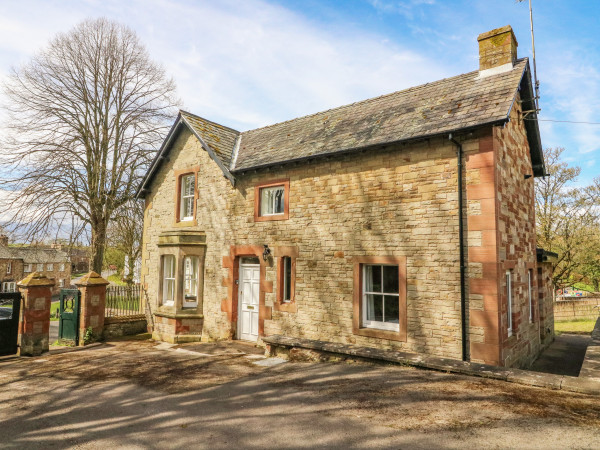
[158,230,207,247]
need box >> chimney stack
[477,25,518,73]
[0,235,8,246]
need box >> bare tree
[0,18,178,272]
[107,199,144,284]
[535,147,600,289]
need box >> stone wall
[495,97,545,367]
[103,315,148,338]
[142,127,479,359]
[555,299,600,321]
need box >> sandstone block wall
[142,128,478,359]
[495,98,545,367]
[141,113,547,367]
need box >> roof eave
[507,60,545,177]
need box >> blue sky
[0,0,599,183]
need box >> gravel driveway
[1,339,599,449]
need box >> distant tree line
[536,147,600,292]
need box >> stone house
[0,235,71,295]
[138,26,555,368]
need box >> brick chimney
[477,25,518,73]
[0,235,8,246]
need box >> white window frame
[6,262,11,274]
[528,269,533,323]
[260,185,285,216]
[179,174,195,221]
[282,256,292,303]
[24,263,32,273]
[47,263,54,271]
[162,255,176,306]
[182,255,199,308]
[36,263,44,272]
[59,263,65,272]
[58,279,65,288]
[2,281,16,293]
[506,270,513,337]
[362,264,400,332]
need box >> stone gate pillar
[17,272,54,356]
[75,271,109,345]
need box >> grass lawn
[108,274,127,286]
[50,301,60,321]
[71,272,87,279]
[555,318,598,335]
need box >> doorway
[238,257,260,342]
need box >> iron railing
[105,284,144,317]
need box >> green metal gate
[0,292,21,356]
[58,289,80,345]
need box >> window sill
[172,218,198,227]
[353,326,406,342]
[254,213,289,222]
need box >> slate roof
[137,57,543,195]
[180,111,239,169]
[0,246,69,264]
[234,58,531,171]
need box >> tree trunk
[91,219,108,274]
[125,253,135,285]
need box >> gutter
[449,133,468,362]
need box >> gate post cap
[75,271,110,287]
[18,272,55,288]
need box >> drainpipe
[449,133,468,361]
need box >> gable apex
[136,112,239,197]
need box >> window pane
[260,186,285,216]
[384,295,399,323]
[283,257,292,301]
[184,175,195,196]
[366,294,383,322]
[274,187,284,213]
[184,256,199,300]
[260,188,273,216]
[383,266,399,294]
[164,255,175,278]
[183,197,194,218]
[365,265,382,292]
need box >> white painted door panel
[238,263,260,341]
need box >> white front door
[238,261,260,342]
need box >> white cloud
[0,0,449,131]
[541,48,600,156]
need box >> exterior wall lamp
[263,244,271,261]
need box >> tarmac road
[1,339,599,449]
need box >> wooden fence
[555,298,600,321]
